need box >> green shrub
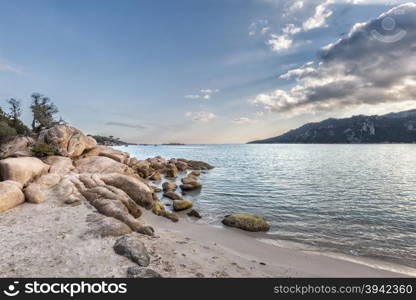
[31,142,54,157]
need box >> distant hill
[248,109,416,144]
[88,135,136,146]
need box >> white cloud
[302,0,334,31]
[232,117,258,124]
[186,111,217,122]
[252,3,416,115]
[185,88,220,100]
[0,63,26,75]
[248,19,270,36]
[266,34,293,51]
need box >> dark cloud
[253,3,416,114]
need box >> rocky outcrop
[0,181,25,213]
[0,157,50,186]
[173,199,193,211]
[24,173,61,204]
[83,146,130,164]
[38,125,96,158]
[43,156,75,175]
[74,156,135,176]
[222,213,270,232]
[0,136,35,159]
[113,234,150,267]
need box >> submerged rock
[163,191,182,200]
[173,199,193,211]
[187,209,202,219]
[127,266,162,278]
[222,213,270,232]
[177,159,214,170]
[0,181,25,213]
[113,234,150,267]
[180,174,202,191]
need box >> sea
[116,144,416,269]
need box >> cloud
[105,122,147,129]
[186,111,217,122]
[302,0,334,31]
[185,88,220,100]
[253,3,416,115]
[0,63,27,75]
[266,34,293,51]
[232,117,258,124]
[248,19,270,36]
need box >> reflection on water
[118,144,416,268]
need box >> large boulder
[43,156,75,175]
[162,182,177,192]
[83,146,130,164]
[38,125,97,158]
[0,136,35,159]
[113,234,150,267]
[0,181,25,213]
[24,173,61,204]
[222,213,270,232]
[85,214,132,237]
[0,157,50,186]
[74,156,135,176]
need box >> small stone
[187,209,202,219]
[127,266,162,278]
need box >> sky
[0,0,415,144]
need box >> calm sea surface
[117,144,416,268]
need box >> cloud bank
[253,3,416,115]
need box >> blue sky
[0,0,415,143]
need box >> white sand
[0,194,414,278]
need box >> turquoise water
[117,144,416,268]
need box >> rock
[0,136,35,159]
[24,183,44,204]
[38,125,97,158]
[43,156,75,175]
[165,164,178,178]
[0,157,50,186]
[187,209,202,219]
[163,191,182,200]
[0,181,25,213]
[190,170,201,177]
[175,161,188,172]
[222,213,270,232]
[85,214,132,237]
[162,182,177,192]
[127,266,162,278]
[150,185,161,193]
[177,159,214,170]
[24,173,62,204]
[99,173,154,209]
[173,199,193,211]
[75,156,135,176]
[149,171,162,181]
[137,226,155,236]
[152,201,179,222]
[113,234,150,267]
[83,146,130,164]
[180,174,202,191]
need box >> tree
[6,98,22,123]
[30,93,59,132]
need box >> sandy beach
[1,192,414,278]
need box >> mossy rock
[173,199,193,211]
[222,213,270,232]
